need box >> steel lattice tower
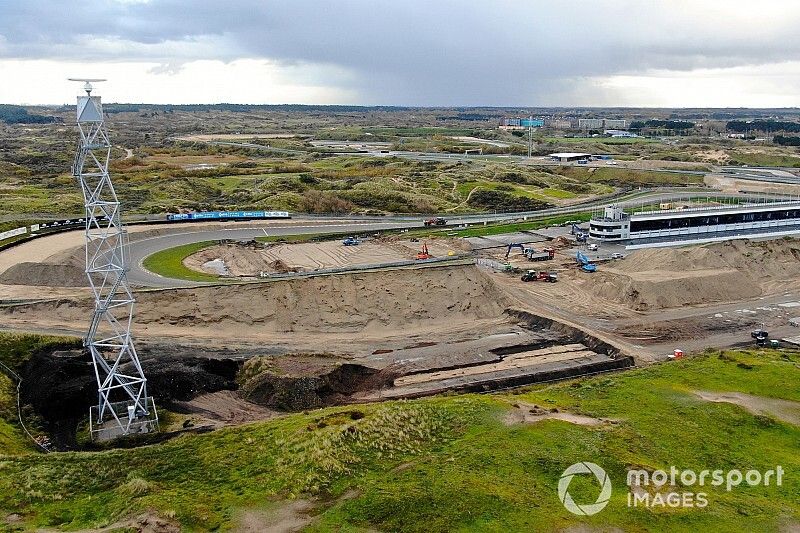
[70,79,157,439]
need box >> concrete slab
[380,353,633,399]
[361,327,562,372]
[533,226,575,239]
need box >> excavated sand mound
[589,239,800,310]
[2,264,509,334]
[0,246,90,287]
[0,262,88,287]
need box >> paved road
[127,220,421,287]
[719,166,800,185]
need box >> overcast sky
[1,0,799,107]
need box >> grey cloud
[0,0,798,104]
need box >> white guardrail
[0,226,32,242]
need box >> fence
[260,255,473,280]
[475,258,510,272]
[0,226,27,242]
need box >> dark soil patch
[241,362,393,411]
[18,346,242,450]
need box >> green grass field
[408,213,592,238]
[141,241,221,282]
[0,338,797,531]
[728,152,800,168]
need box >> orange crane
[416,241,431,260]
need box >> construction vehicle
[751,328,769,346]
[416,241,431,260]
[521,270,558,282]
[342,236,360,246]
[505,243,526,259]
[576,251,597,272]
[526,247,555,262]
[424,217,447,227]
[571,223,589,243]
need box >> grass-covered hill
[0,333,798,531]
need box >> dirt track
[694,390,800,425]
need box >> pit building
[589,200,800,246]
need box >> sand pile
[267,259,298,273]
[0,263,88,287]
[590,239,800,310]
[183,243,266,277]
[2,264,509,334]
[0,246,88,287]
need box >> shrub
[467,189,552,211]
[298,190,354,214]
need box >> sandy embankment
[0,264,511,349]
[587,239,800,311]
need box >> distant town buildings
[545,118,574,129]
[499,116,628,131]
[549,152,592,162]
[578,118,604,130]
[602,118,628,129]
[499,117,544,130]
[579,118,627,130]
[604,129,638,138]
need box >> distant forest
[0,105,59,124]
[727,120,800,133]
[629,120,695,130]
[774,135,800,146]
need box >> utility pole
[528,115,533,158]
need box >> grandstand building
[589,200,800,245]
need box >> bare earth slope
[588,239,800,310]
[0,264,509,343]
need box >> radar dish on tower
[67,78,107,95]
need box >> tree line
[0,105,59,124]
[774,135,800,146]
[727,120,800,133]
[629,120,695,130]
